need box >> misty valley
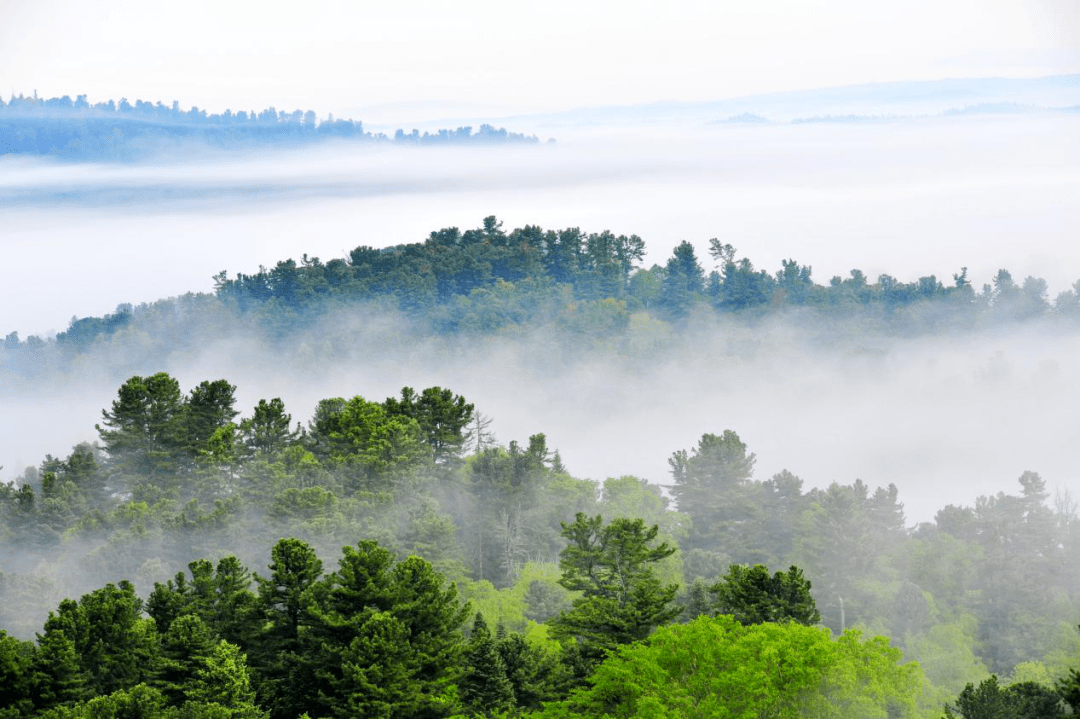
[2,209,1080,718]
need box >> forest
[0,94,540,161]
[1,370,1079,718]
[2,217,1080,717]
[4,215,1079,383]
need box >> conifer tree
[186,640,266,719]
[551,514,681,670]
[460,613,514,715]
[154,614,214,705]
[30,628,88,710]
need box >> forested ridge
[0,93,540,161]
[4,215,1079,384]
[1,369,1079,717]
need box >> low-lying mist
[2,112,1077,336]
[4,299,1079,525]
[2,109,1078,522]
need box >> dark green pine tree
[945,675,1065,719]
[184,379,239,458]
[551,514,681,672]
[41,581,159,698]
[336,611,415,719]
[383,386,474,464]
[304,541,469,719]
[153,614,215,705]
[494,626,562,711]
[251,538,324,719]
[459,614,514,716]
[658,240,705,319]
[29,628,89,710]
[0,630,35,717]
[96,372,187,489]
[710,564,821,626]
[240,398,299,459]
[147,556,261,650]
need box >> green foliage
[710,563,821,625]
[541,615,921,719]
[303,540,469,718]
[35,683,171,719]
[154,615,214,705]
[0,630,34,716]
[494,626,564,711]
[185,640,265,718]
[1058,641,1080,713]
[459,613,514,715]
[31,627,89,709]
[659,241,705,319]
[383,387,474,464]
[551,514,681,667]
[40,581,160,698]
[7,359,1080,717]
[184,381,239,457]
[943,674,1065,719]
[307,395,430,491]
[145,557,260,648]
[239,398,298,459]
[669,431,757,555]
[96,372,187,486]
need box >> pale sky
[2,0,1078,122]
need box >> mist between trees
[0,364,1079,716]
[1,216,1080,716]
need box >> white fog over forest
[2,2,1080,718]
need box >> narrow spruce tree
[460,613,514,715]
[29,628,88,710]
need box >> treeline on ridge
[4,216,1079,382]
[2,372,1080,716]
[0,93,540,160]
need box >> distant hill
[0,93,540,161]
[391,74,1080,133]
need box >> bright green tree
[541,616,920,718]
[185,640,266,719]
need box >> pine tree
[186,640,266,719]
[30,628,88,709]
[154,614,214,705]
[460,614,514,715]
[551,514,681,669]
